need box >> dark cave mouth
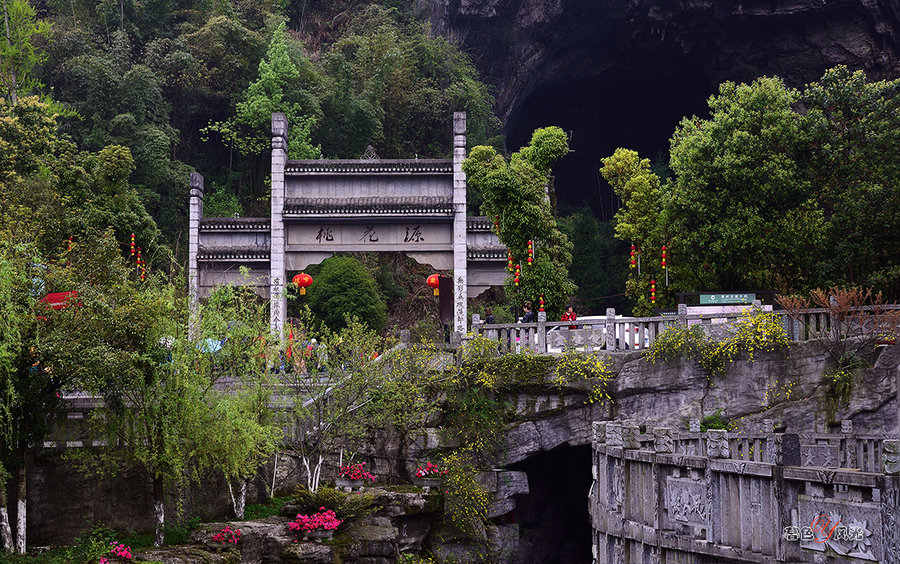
[509,444,593,564]
[504,59,713,220]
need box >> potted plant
[288,507,343,541]
[335,461,375,491]
[412,462,448,492]
[205,526,241,552]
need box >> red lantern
[514,264,521,286]
[426,274,441,296]
[539,295,545,312]
[661,245,668,270]
[293,273,313,295]
[130,233,135,256]
[651,279,656,304]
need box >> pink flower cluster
[212,526,242,544]
[415,462,448,478]
[288,507,343,538]
[338,462,376,482]
[99,541,132,562]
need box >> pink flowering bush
[99,540,132,561]
[415,462,448,478]
[338,462,376,482]
[288,507,343,540]
[211,526,242,544]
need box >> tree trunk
[227,479,247,520]
[14,454,25,554]
[152,476,164,547]
[0,468,14,553]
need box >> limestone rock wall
[431,0,900,124]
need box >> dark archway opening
[509,444,593,563]
[505,59,713,221]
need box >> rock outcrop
[432,0,900,124]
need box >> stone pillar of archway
[270,113,288,337]
[188,172,203,339]
[452,112,467,336]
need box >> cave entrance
[509,444,593,563]
[505,60,712,221]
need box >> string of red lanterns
[514,264,521,286]
[651,279,656,304]
[526,240,533,266]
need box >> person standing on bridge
[561,305,577,329]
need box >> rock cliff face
[430,0,900,213]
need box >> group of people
[482,303,578,327]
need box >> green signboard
[699,293,756,305]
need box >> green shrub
[308,255,387,333]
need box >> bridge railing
[471,303,900,355]
[590,419,900,563]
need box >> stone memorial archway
[188,112,507,336]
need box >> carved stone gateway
[188,112,508,336]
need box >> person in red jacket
[561,305,577,329]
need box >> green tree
[667,76,822,292]
[0,0,50,104]
[186,282,281,520]
[600,148,671,314]
[801,66,900,293]
[307,255,387,333]
[283,316,387,492]
[463,126,576,315]
[558,209,630,314]
[203,21,321,204]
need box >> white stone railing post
[270,113,289,337]
[452,112,468,337]
[606,308,616,351]
[678,303,688,327]
[188,172,203,339]
[536,311,547,353]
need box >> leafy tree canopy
[307,255,387,333]
[463,127,576,315]
[604,67,900,307]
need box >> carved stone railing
[590,420,900,563]
[472,304,900,355]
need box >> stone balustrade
[590,420,900,563]
[472,304,900,355]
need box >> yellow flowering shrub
[645,310,790,380]
[441,447,491,538]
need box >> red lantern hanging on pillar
[130,233,135,256]
[539,295,545,312]
[426,274,441,296]
[630,244,636,269]
[526,240,534,266]
[293,273,313,295]
[651,279,656,304]
[514,264,521,286]
[507,251,514,273]
[661,245,667,270]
